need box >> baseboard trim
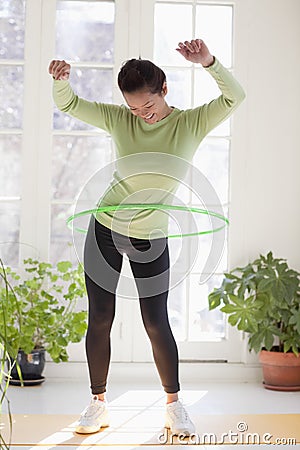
[44,361,262,383]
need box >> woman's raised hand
[48,59,71,80]
[176,39,214,67]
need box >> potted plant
[0,258,88,385]
[208,251,300,391]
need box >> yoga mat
[1,413,299,447]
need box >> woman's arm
[176,39,246,137]
[48,59,122,132]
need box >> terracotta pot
[259,349,300,391]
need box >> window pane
[208,120,230,138]
[53,68,113,131]
[165,69,191,110]
[0,66,23,129]
[188,273,225,341]
[196,5,232,68]
[190,213,228,274]
[52,135,112,201]
[168,274,187,341]
[194,68,220,105]
[56,1,114,63]
[0,135,22,196]
[0,202,20,267]
[192,139,229,205]
[0,0,25,59]
[172,179,190,205]
[154,3,192,67]
[50,204,83,265]
[194,68,230,136]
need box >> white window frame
[130,0,245,363]
[6,0,247,363]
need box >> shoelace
[169,402,190,423]
[81,399,104,418]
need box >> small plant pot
[7,348,46,386]
[259,349,300,391]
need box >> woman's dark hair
[118,58,166,95]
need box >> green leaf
[25,279,40,290]
[73,322,87,335]
[283,341,292,353]
[208,290,221,310]
[57,261,72,273]
[264,330,274,350]
[39,262,52,271]
[224,273,238,280]
[249,330,265,353]
[62,273,71,281]
[258,278,273,292]
[237,316,247,331]
[41,290,53,301]
[228,313,240,327]
[74,311,87,321]
[57,336,68,346]
[228,294,244,306]
[221,304,237,314]
[247,315,259,332]
[289,309,300,334]
[67,282,76,293]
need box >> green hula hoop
[66,203,229,238]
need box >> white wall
[229,0,300,273]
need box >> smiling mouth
[144,113,154,120]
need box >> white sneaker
[165,400,195,436]
[75,396,110,434]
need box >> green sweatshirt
[53,57,245,239]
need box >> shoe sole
[75,424,110,434]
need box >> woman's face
[122,83,169,125]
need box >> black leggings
[83,216,180,395]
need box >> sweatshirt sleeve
[184,57,246,137]
[52,80,122,133]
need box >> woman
[49,39,245,436]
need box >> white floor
[3,378,300,416]
[1,369,300,450]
